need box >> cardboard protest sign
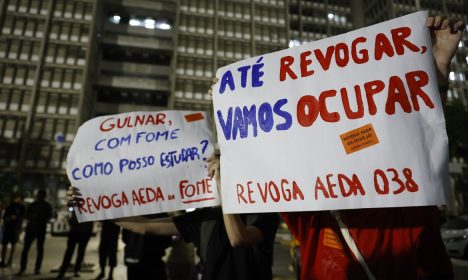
[67,111,220,222]
[213,11,449,213]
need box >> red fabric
[281,206,452,280]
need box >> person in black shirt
[0,194,25,267]
[173,207,278,280]
[96,221,120,280]
[68,157,279,280]
[17,189,52,275]
[122,214,172,280]
[56,212,93,280]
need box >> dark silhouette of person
[17,189,52,275]
[56,212,93,279]
[0,193,25,267]
[122,214,172,280]
[96,221,120,280]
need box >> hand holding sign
[428,16,465,70]
[213,11,451,214]
[67,111,220,222]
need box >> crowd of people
[0,192,188,280]
[0,15,465,280]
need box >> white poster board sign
[67,111,220,222]
[213,11,449,213]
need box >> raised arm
[427,16,465,106]
[113,216,178,236]
[207,156,264,247]
[67,186,179,236]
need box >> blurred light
[145,18,155,29]
[459,41,463,48]
[465,56,468,64]
[68,207,74,212]
[110,15,121,24]
[328,13,334,19]
[289,39,301,48]
[449,72,455,81]
[155,21,171,30]
[129,19,140,26]
[185,208,196,212]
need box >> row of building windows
[0,116,25,139]
[0,39,87,67]
[2,16,46,38]
[6,0,50,16]
[2,15,90,44]
[1,65,36,86]
[174,80,212,101]
[30,117,76,142]
[0,89,79,116]
[7,0,92,21]
[176,58,213,78]
[45,44,87,66]
[49,22,90,44]
[253,9,286,25]
[40,68,83,90]
[53,0,93,21]
[179,0,215,15]
[218,20,251,40]
[218,43,252,60]
[1,39,41,62]
[253,25,287,44]
[179,15,214,35]
[0,89,31,112]
[177,38,213,57]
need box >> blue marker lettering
[232,107,245,140]
[237,65,251,88]
[217,108,233,140]
[274,99,292,130]
[252,57,264,87]
[219,70,235,94]
[72,168,81,180]
[258,102,273,132]
[242,105,258,138]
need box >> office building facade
[0,0,467,200]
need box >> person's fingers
[207,156,220,179]
[426,17,435,27]
[434,16,442,27]
[441,19,449,30]
[208,77,219,95]
[453,20,465,32]
[207,164,216,178]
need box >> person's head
[37,189,47,201]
